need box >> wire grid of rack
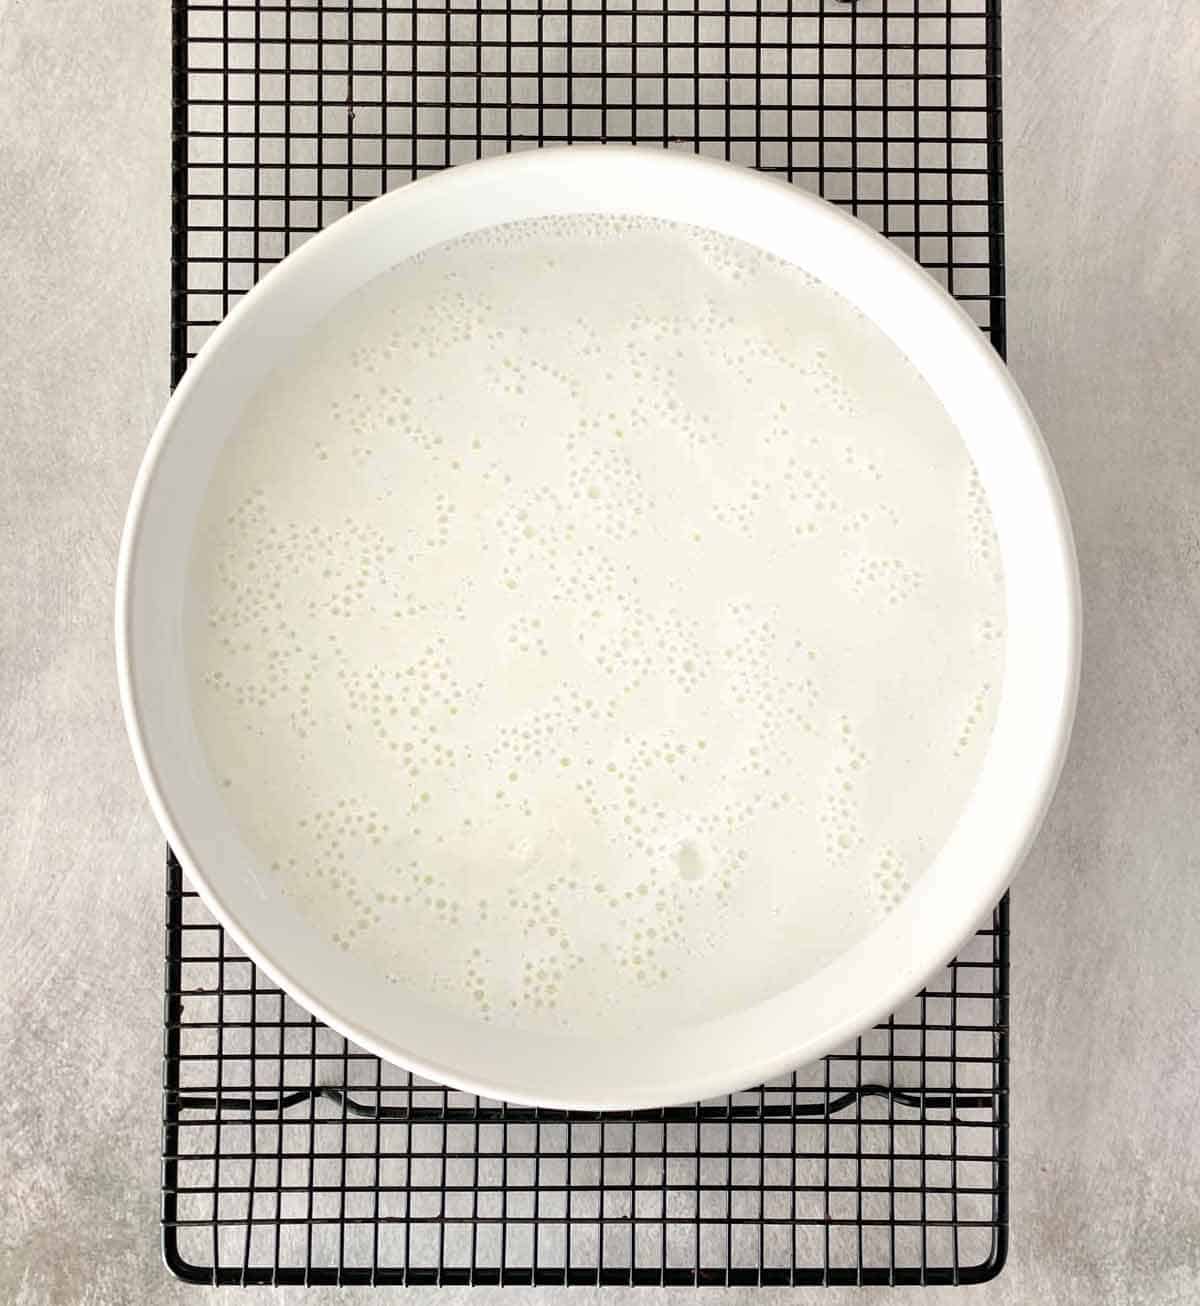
[165,0,1009,1287]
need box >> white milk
[188,216,1004,1034]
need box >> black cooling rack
[165,0,1010,1287]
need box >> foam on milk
[187,215,1005,1033]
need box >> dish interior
[187,214,1004,1038]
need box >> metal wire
[169,1084,998,1121]
[164,0,1010,1288]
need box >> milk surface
[188,215,1005,1033]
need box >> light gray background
[2,1,1198,1303]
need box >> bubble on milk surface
[189,214,1006,1034]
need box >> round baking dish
[117,146,1079,1109]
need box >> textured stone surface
[2,1,1198,1301]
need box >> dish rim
[117,145,1080,1109]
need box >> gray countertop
[2,2,1199,1302]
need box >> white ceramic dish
[117,146,1079,1109]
